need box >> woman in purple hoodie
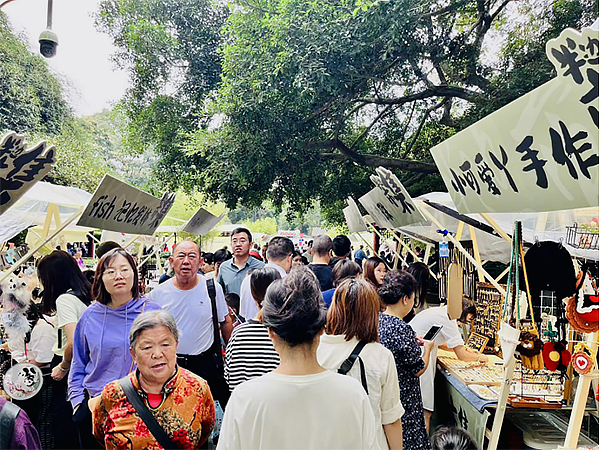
[69,248,161,449]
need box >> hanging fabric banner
[0,132,56,215]
[370,167,425,225]
[77,175,176,235]
[183,208,224,236]
[359,167,424,229]
[430,26,599,214]
[343,197,368,233]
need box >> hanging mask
[517,331,544,370]
[542,341,571,372]
[575,273,599,322]
[566,268,599,333]
[572,343,595,375]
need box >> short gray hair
[129,310,180,349]
[312,235,332,257]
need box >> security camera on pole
[38,0,58,58]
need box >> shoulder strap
[119,376,178,450]
[206,279,221,357]
[0,401,20,450]
[337,341,369,395]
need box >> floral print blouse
[91,367,215,449]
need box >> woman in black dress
[378,270,434,450]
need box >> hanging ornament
[542,341,571,372]
[517,331,544,370]
[566,266,599,333]
[572,343,595,375]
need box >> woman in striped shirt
[224,267,282,391]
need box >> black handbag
[119,376,178,449]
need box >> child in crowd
[431,426,478,450]
[225,293,245,327]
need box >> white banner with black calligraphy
[77,175,176,235]
[182,208,224,236]
[370,167,425,226]
[430,26,599,214]
[343,197,368,233]
[0,132,55,215]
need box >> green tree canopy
[97,0,597,223]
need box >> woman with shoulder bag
[69,248,161,449]
[38,250,92,449]
[317,278,404,450]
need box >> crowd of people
[0,227,484,450]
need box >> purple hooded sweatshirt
[68,296,161,408]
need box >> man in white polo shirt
[239,236,294,320]
[148,240,233,405]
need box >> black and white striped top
[225,320,280,392]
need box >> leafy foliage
[0,12,71,136]
[97,0,597,223]
[95,0,228,187]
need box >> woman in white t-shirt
[409,300,488,432]
[318,278,404,450]
[218,267,379,450]
[37,250,92,449]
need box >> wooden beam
[480,213,512,243]
[469,225,485,282]
[365,223,407,269]
[419,203,506,296]
[456,221,465,240]
[563,331,599,449]
[488,355,517,450]
[423,200,502,239]
[495,266,510,283]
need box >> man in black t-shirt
[329,235,351,268]
[308,235,333,291]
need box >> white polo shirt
[409,305,464,411]
[239,263,287,319]
[148,275,228,355]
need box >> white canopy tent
[0,181,94,247]
[393,192,600,263]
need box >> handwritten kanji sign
[343,197,368,233]
[370,167,425,225]
[430,26,599,213]
[0,132,55,215]
[183,208,224,236]
[77,175,176,235]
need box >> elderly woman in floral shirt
[91,310,215,449]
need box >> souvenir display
[542,341,571,372]
[466,332,489,353]
[468,384,499,401]
[517,331,544,371]
[473,283,504,353]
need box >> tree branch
[349,104,394,150]
[416,0,471,18]
[400,98,447,159]
[314,140,438,174]
[356,85,484,105]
